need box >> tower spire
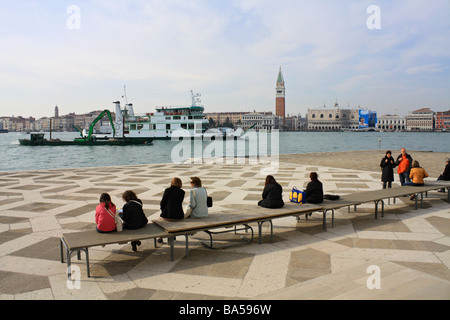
[276,66,286,128]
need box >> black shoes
[131,240,142,251]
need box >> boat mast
[191,90,201,107]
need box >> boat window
[130,124,136,130]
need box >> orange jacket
[397,154,411,174]
[409,167,429,184]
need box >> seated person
[258,175,284,209]
[404,161,429,200]
[95,193,117,233]
[160,177,185,221]
[120,190,148,251]
[304,172,324,204]
[186,177,208,218]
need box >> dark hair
[171,177,182,188]
[310,172,318,181]
[265,175,276,186]
[99,193,113,209]
[386,150,392,155]
[122,190,137,202]
[190,177,202,188]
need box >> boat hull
[19,137,154,146]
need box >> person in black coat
[380,150,397,189]
[160,177,185,221]
[304,172,323,204]
[437,158,450,192]
[120,190,148,251]
[258,175,284,209]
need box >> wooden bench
[305,184,450,229]
[60,223,171,278]
[153,203,323,252]
[59,183,448,279]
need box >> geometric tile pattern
[0,151,449,299]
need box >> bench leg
[414,193,418,210]
[257,220,273,244]
[60,238,65,263]
[374,201,378,219]
[332,209,335,228]
[168,237,175,261]
[185,234,189,258]
[322,210,327,231]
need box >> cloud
[0,0,449,118]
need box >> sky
[0,0,449,119]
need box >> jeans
[403,182,423,186]
[399,172,411,186]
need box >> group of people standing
[380,147,450,199]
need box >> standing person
[404,160,429,200]
[120,190,148,251]
[258,175,284,208]
[437,158,450,192]
[186,177,208,218]
[160,177,185,221]
[380,150,396,189]
[395,147,413,186]
[95,193,117,233]
[304,172,323,204]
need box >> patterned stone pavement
[0,151,449,300]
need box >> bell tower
[276,66,285,126]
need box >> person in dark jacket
[120,190,148,251]
[380,150,396,189]
[160,177,185,221]
[258,175,284,208]
[437,158,450,192]
[304,172,324,204]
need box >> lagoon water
[1,131,449,172]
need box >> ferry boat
[97,91,221,140]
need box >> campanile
[276,66,285,125]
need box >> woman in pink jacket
[95,193,117,233]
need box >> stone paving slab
[0,150,449,300]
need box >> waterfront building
[406,108,435,131]
[436,110,450,130]
[205,112,249,127]
[377,114,406,131]
[307,101,361,131]
[242,112,277,131]
[276,67,286,127]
